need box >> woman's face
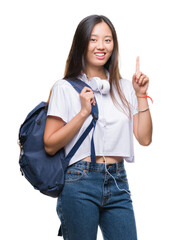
[85,21,114,70]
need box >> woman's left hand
[132,56,149,96]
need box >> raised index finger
[136,56,140,74]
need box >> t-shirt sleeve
[47,82,69,123]
[130,84,138,115]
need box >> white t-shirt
[47,73,138,166]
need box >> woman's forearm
[44,110,88,155]
[137,97,153,145]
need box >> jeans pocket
[117,167,128,183]
[65,166,87,183]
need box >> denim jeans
[57,160,137,240]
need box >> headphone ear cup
[89,78,110,94]
[101,80,110,94]
[89,78,100,91]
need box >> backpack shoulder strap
[66,78,99,121]
[64,78,98,166]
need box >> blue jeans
[57,160,137,240]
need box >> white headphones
[89,77,110,94]
[80,73,110,94]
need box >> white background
[0,0,171,239]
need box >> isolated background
[0,0,171,239]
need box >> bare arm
[44,86,95,155]
[133,98,152,145]
[132,57,153,146]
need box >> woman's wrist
[79,109,89,118]
[136,92,153,104]
[137,96,149,112]
[136,92,147,97]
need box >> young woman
[44,15,152,240]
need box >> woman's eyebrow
[91,34,113,38]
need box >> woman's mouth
[94,52,106,60]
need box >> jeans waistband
[68,159,130,195]
[70,159,124,172]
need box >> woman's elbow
[44,145,56,156]
[44,137,57,156]
[139,137,152,146]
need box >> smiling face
[85,21,114,72]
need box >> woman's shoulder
[53,79,71,88]
[52,78,80,100]
[52,79,76,94]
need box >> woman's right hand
[79,87,95,117]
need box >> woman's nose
[96,40,105,50]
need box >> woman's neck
[85,66,107,80]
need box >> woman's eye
[105,39,111,43]
[90,38,96,42]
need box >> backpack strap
[65,79,99,165]
[63,118,96,167]
[66,78,99,121]
[58,225,62,236]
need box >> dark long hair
[64,15,131,117]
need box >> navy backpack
[18,79,98,198]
